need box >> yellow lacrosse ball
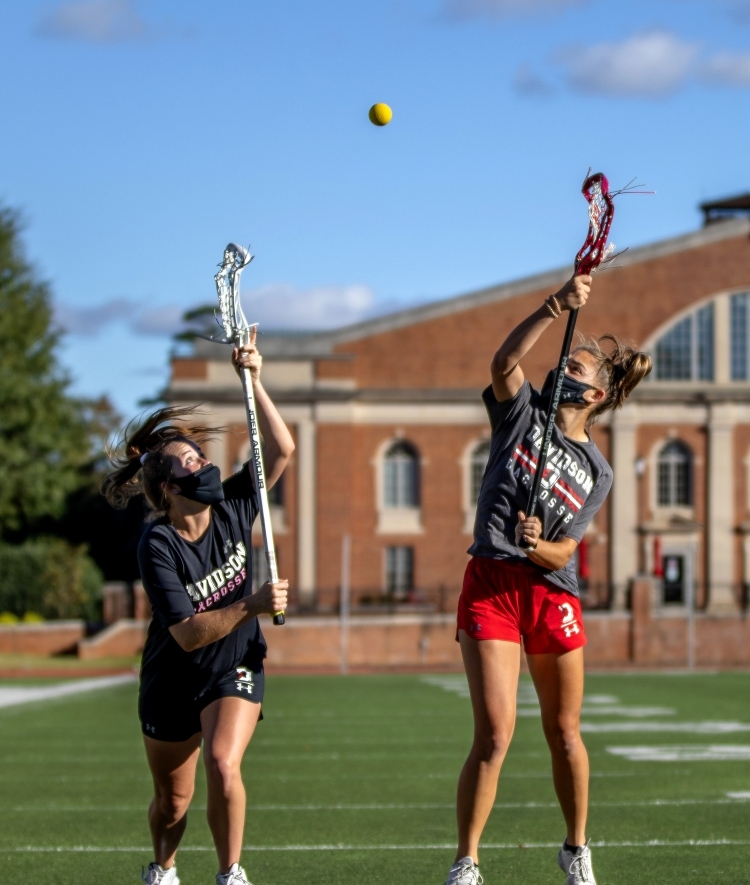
[368,103,392,126]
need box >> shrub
[0,539,103,620]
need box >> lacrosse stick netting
[214,244,285,625]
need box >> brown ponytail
[102,406,223,519]
[574,334,652,424]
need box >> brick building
[167,210,750,619]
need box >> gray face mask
[172,464,225,506]
[541,369,596,407]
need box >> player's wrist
[544,295,562,319]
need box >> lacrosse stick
[519,172,615,549]
[214,243,285,625]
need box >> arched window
[657,441,692,507]
[654,303,714,381]
[383,442,420,508]
[731,292,750,380]
[470,441,491,506]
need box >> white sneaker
[216,863,252,885]
[445,856,483,885]
[558,841,596,885]
[141,863,179,885]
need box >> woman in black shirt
[104,332,293,885]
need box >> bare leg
[143,733,202,868]
[456,632,521,864]
[201,697,261,873]
[527,649,588,846]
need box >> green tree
[0,206,94,538]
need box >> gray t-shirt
[468,381,613,597]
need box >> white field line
[421,679,674,718]
[584,722,750,734]
[5,839,750,852]
[2,797,748,813]
[607,744,750,761]
[0,675,137,709]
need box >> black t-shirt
[137,463,267,703]
[468,381,612,596]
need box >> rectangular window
[267,474,284,507]
[695,304,714,381]
[385,546,414,596]
[655,316,692,379]
[731,293,748,381]
[252,547,271,590]
[654,305,714,381]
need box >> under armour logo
[563,623,580,637]
[471,623,482,632]
[145,724,156,734]
[235,682,254,694]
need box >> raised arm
[232,328,295,489]
[491,275,592,403]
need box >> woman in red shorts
[444,274,652,885]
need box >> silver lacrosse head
[214,243,254,342]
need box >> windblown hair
[102,406,223,520]
[574,334,652,424]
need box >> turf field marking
[584,721,750,733]
[0,675,136,709]
[6,839,750,852]
[607,744,750,761]
[4,796,746,812]
[420,678,674,718]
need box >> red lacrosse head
[575,172,615,276]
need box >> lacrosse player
[444,276,652,885]
[104,336,293,885]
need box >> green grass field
[1,671,750,884]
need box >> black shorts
[139,666,265,743]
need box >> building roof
[191,216,750,361]
[700,193,750,225]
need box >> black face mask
[541,369,596,407]
[172,464,225,506]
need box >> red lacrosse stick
[520,172,616,544]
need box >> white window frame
[459,437,491,535]
[374,437,423,535]
[649,437,694,523]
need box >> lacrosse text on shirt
[186,541,248,612]
[508,424,595,525]
[469,382,612,598]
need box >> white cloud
[55,298,186,337]
[558,31,698,98]
[55,298,133,335]
[240,283,377,330]
[55,283,378,339]
[36,0,181,43]
[513,64,555,97]
[441,0,586,19]
[702,52,750,86]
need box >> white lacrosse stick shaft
[215,244,284,625]
[237,331,280,589]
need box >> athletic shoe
[558,841,596,885]
[444,856,483,885]
[216,863,252,885]
[141,863,179,885]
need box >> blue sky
[1,0,750,418]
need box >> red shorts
[456,557,586,655]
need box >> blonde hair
[574,334,652,424]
